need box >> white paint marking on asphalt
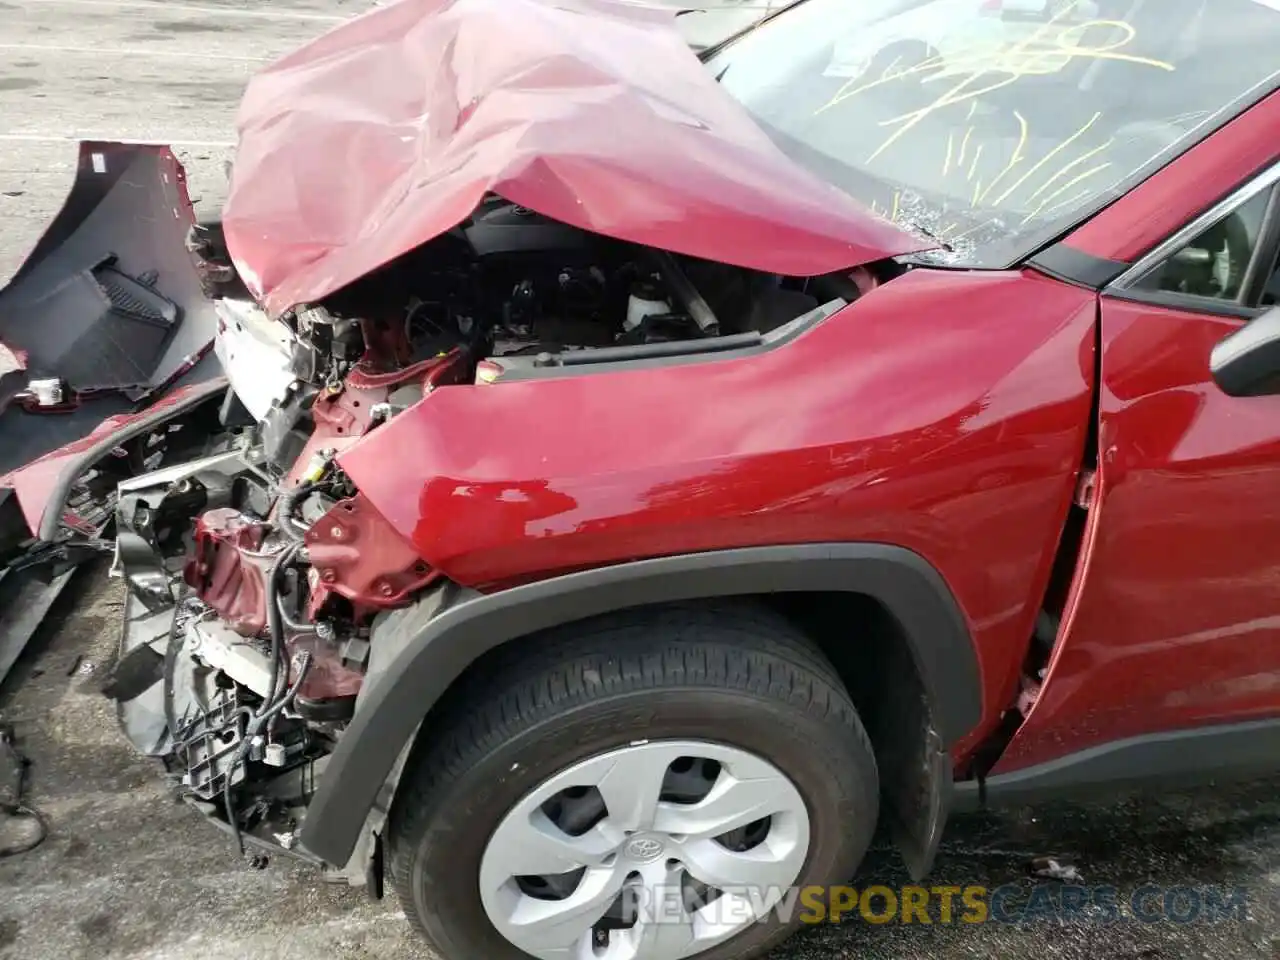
[0,133,238,146]
[0,133,237,147]
[16,0,349,21]
[0,42,271,62]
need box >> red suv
[2,0,1278,958]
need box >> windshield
[704,0,1280,267]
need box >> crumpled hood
[223,0,931,316]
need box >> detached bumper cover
[0,141,223,538]
[0,142,224,687]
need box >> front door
[994,159,1280,771]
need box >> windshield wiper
[691,0,815,61]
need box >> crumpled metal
[222,0,930,316]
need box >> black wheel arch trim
[296,541,984,867]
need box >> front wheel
[386,603,880,960]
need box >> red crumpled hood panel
[222,0,931,316]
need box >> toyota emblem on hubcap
[624,836,665,862]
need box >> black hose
[262,541,303,711]
[275,481,315,543]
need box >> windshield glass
[705,0,1280,267]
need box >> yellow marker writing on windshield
[967,144,984,183]
[1021,162,1112,224]
[815,3,1175,178]
[978,110,1029,205]
[992,111,1101,206]
[1028,137,1113,202]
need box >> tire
[386,602,880,960]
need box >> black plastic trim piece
[297,542,982,866]
[541,332,761,368]
[489,298,845,383]
[1238,185,1280,307]
[952,718,1280,813]
[1027,243,1129,290]
[35,377,227,541]
[0,567,75,691]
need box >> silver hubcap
[477,740,811,960]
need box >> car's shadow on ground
[774,778,1280,959]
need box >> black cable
[276,593,317,635]
[0,725,47,858]
[193,522,314,858]
[223,651,313,856]
[222,753,246,854]
[262,541,303,715]
[275,481,316,542]
[189,539,308,853]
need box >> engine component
[296,305,364,369]
[653,250,719,335]
[463,203,594,258]
[741,285,821,333]
[287,632,363,712]
[184,616,274,698]
[276,482,318,543]
[263,743,288,767]
[623,281,671,333]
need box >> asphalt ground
[1,1,1279,957]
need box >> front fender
[338,268,1097,761]
[296,542,980,867]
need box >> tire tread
[385,601,877,956]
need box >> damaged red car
[4,0,1280,957]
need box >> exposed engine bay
[105,196,871,868]
[198,196,866,406]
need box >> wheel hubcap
[477,740,811,960]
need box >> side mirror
[1210,306,1280,397]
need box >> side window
[1128,188,1274,304]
